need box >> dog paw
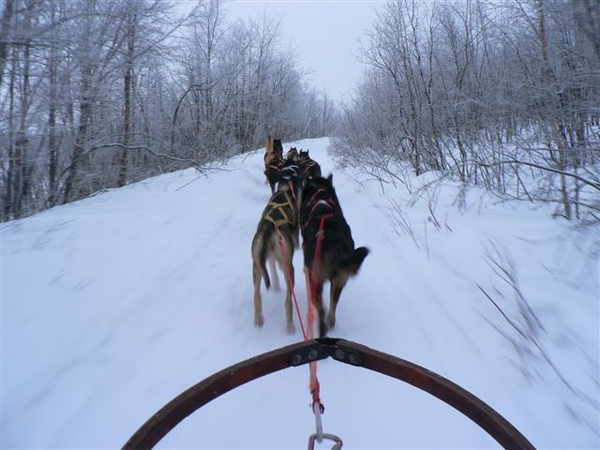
[254,315,264,327]
[286,323,296,334]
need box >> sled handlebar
[123,337,535,450]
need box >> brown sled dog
[264,136,284,194]
[285,146,299,163]
[252,160,303,332]
[300,174,369,337]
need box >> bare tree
[0,0,337,221]
[337,0,599,221]
[2,0,36,220]
[118,0,137,187]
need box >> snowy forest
[1,0,599,222]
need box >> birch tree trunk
[47,0,60,206]
[119,2,136,187]
[537,0,571,219]
[13,1,32,218]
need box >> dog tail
[266,135,273,154]
[342,247,369,275]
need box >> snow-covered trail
[2,138,598,449]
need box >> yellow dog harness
[264,191,297,228]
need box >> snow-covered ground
[2,138,598,449]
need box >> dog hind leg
[311,277,328,338]
[283,238,296,333]
[327,276,348,330]
[268,254,280,291]
[253,261,264,327]
[326,248,369,330]
[284,265,295,333]
[251,228,272,327]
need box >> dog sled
[123,337,535,449]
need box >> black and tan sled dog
[264,136,284,194]
[299,149,321,181]
[300,174,369,337]
[252,159,303,332]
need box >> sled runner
[123,338,535,449]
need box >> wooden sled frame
[123,337,534,449]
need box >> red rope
[304,267,321,410]
[275,229,308,340]
[278,213,331,416]
[309,215,330,312]
[306,214,332,410]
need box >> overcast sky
[177,0,385,103]
[228,1,383,102]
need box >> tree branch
[477,159,600,191]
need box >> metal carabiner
[312,400,324,441]
[307,432,343,450]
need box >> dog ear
[327,173,333,184]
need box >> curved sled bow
[123,338,535,450]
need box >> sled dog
[264,136,284,194]
[252,159,303,332]
[300,174,369,337]
[285,146,299,163]
[299,149,322,181]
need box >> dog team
[252,136,369,338]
